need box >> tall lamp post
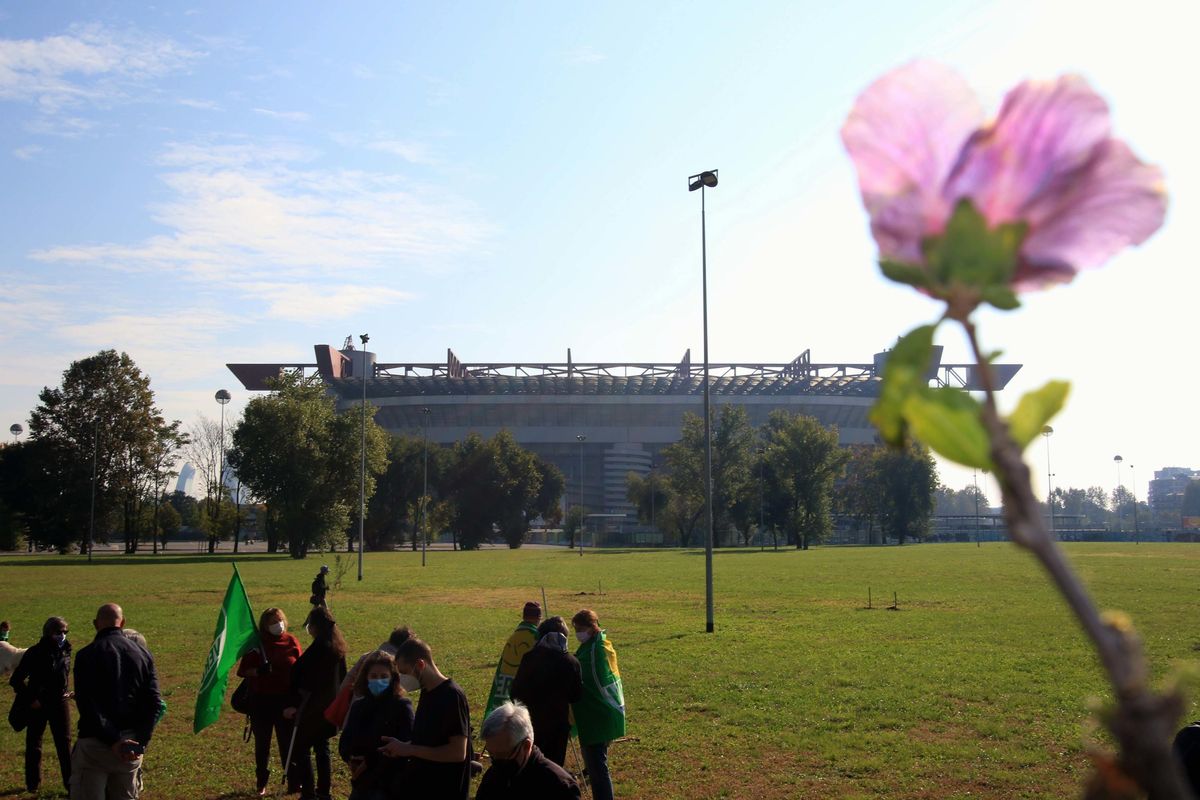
[1041,426,1054,535]
[1113,454,1124,534]
[756,447,766,552]
[689,168,718,634]
[358,334,370,581]
[973,468,981,547]
[648,460,656,534]
[1130,463,1140,543]
[576,434,586,556]
[88,420,98,563]
[215,389,231,552]
[8,423,21,444]
[421,406,431,567]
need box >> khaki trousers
[69,737,142,800]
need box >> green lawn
[1,543,1197,799]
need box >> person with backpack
[9,616,73,795]
[339,650,414,800]
[571,609,625,800]
[510,616,582,767]
[237,608,302,795]
[310,566,330,609]
[284,607,347,800]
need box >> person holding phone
[69,603,161,800]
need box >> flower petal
[841,61,983,263]
[944,75,1111,227]
[1014,139,1166,288]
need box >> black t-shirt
[411,678,471,800]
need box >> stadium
[228,342,1021,526]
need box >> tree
[562,505,586,549]
[873,443,938,545]
[761,411,847,549]
[838,445,881,543]
[443,431,550,550]
[367,435,449,551]
[27,350,184,553]
[626,471,671,533]
[183,416,228,553]
[228,372,389,559]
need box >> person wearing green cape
[483,602,541,721]
[571,609,624,800]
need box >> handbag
[231,679,254,715]
[8,692,30,732]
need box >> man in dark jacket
[509,616,582,767]
[476,701,579,800]
[311,565,330,608]
[70,603,161,800]
[10,616,73,794]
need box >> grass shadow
[0,553,294,568]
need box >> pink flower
[841,61,1166,290]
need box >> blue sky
[1,1,1195,502]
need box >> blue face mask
[52,633,67,648]
[367,678,391,697]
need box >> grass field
[1,543,1198,799]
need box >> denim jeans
[581,741,613,800]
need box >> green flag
[194,564,260,733]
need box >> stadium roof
[228,345,1021,398]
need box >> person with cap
[482,602,541,722]
[476,701,580,800]
[70,603,161,800]
[510,616,582,767]
[10,616,73,795]
[311,565,330,609]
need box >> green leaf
[981,285,1021,311]
[880,259,932,290]
[903,386,992,470]
[1007,380,1071,450]
[870,324,937,446]
[921,199,1027,294]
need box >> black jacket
[74,627,160,746]
[289,638,346,741]
[475,746,581,800]
[10,637,72,706]
[339,691,415,792]
[509,643,582,740]
[311,573,328,599]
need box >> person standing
[476,701,580,800]
[483,602,541,721]
[310,565,330,609]
[284,607,347,800]
[510,616,582,767]
[70,603,161,800]
[237,608,302,795]
[380,637,471,800]
[571,609,625,800]
[9,616,72,795]
[339,651,414,800]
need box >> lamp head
[1114,455,1123,463]
[360,333,370,346]
[688,170,718,191]
[215,389,232,405]
[9,423,22,437]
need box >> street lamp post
[358,334,370,581]
[973,468,981,547]
[648,460,656,534]
[576,434,586,556]
[88,420,98,563]
[1114,454,1124,534]
[757,447,765,552]
[8,423,21,444]
[1130,464,1140,543]
[689,168,718,635]
[1042,426,1054,535]
[215,389,231,553]
[421,406,431,567]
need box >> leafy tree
[626,471,671,533]
[562,505,586,549]
[443,431,552,550]
[228,372,389,559]
[761,411,847,549]
[368,435,449,550]
[838,445,881,543]
[873,443,938,545]
[27,350,184,553]
[157,501,181,549]
[660,406,754,546]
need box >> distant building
[1150,467,1200,523]
[174,462,196,495]
[229,342,1022,524]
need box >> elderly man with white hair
[475,701,580,800]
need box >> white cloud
[565,46,606,64]
[253,107,310,122]
[0,23,200,114]
[239,283,412,320]
[366,139,435,165]
[178,97,220,111]
[12,144,42,160]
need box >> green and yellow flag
[194,564,260,733]
[483,621,539,721]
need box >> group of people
[230,591,624,800]
[7,604,162,800]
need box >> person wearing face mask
[379,637,472,800]
[238,608,303,796]
[9,616,73,795]
[284,607,347,800]
[570,609,625,800]
[339,651,415,800]
[509,616,582,767]
[476,701,580,800]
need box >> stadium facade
[229,343,1021,523]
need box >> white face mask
[397,672,421,693]
[575,630,591,643]
[305,624,313,638]
[268,622,285,636]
